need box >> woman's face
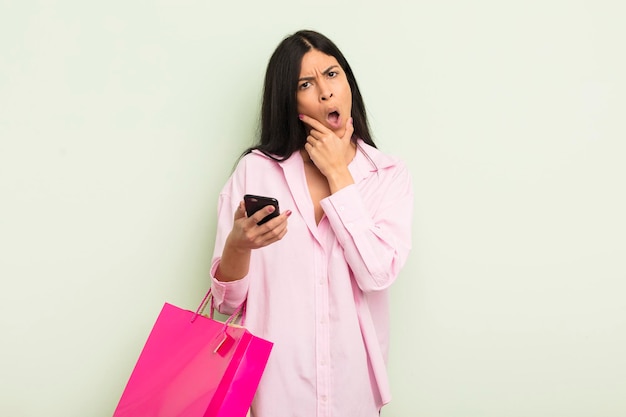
[296,49,352,137]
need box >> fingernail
[286,210,292,217]
[298,114,304,120]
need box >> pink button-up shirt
[210,140,413,417]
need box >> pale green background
[1,1,625,416]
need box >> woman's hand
[299,114,356,192]
[228,200,289,250]
[215,201,290,282]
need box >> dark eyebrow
[298,65,340,82]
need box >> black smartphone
[243,194,280,225]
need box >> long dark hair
[243,30,375,160]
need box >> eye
[328,71,338,78]
[299,81,311,90]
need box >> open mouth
[327,111,341,128]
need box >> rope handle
[191,287,245,326]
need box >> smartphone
[243,194,280,225]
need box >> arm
[321,162,413,292]
[215,201,288,282]
[299,115,413,291]
[211,195,290,312]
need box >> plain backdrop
[1,1,625,416]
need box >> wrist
[224,235,252,255]
[327,169,354,194]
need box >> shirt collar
[250,139,399,182]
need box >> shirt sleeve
[210,259,250,315]
[209,173,250,314]
[320,162,413,292]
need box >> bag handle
[191,287,245,325]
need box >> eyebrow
[298,65,340,82]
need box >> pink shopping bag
[113,289,273,417]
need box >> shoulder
[234,150,283,171]
[356,140,408,172]
[228,150,292,188]
[221,151,287,195]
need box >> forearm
[321,183,413,292]
[214,237,251,282]
[327,166,355,194]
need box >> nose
[319,80,333,101]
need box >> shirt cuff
[321,184,371,225]
[210,258,249,314]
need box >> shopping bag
[112,289,273,417]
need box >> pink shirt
[210,140,413,417]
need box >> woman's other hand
[215,201,290,282]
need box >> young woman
[209,29,413,417]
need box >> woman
[210,29,413,417]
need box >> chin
[334,128,346,137]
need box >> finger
[258,216,289,244]
[262,226,288,246]
[234,200,246,220]
[259,209,290,230]
[341,117,354,141]
[299,114,331,134]
[251,205,277,225]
